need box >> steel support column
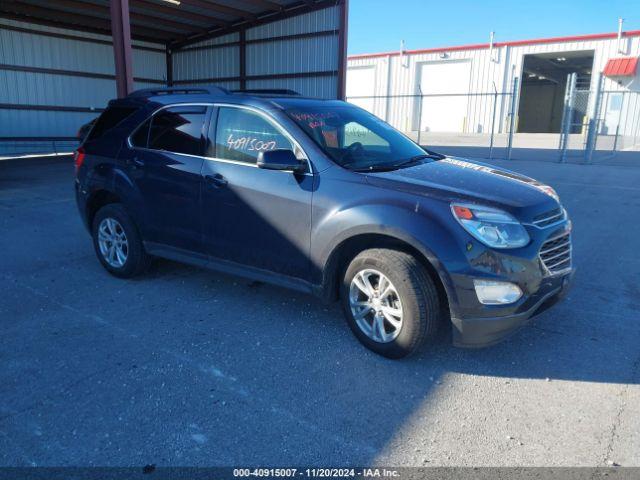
[110,0,134,98]
[337,0,349,100]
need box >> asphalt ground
[1,155,639,467]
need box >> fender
[311,201,466,314]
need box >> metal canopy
[0,0,334,47]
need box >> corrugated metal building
[347,30,640,147]
[0,0,348,156]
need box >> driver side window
[212,107,293,164]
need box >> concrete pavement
[1,155,639,467]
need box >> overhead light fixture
[161,0,181,5]
[538,75,546,80]
[556,57,566,62]
[528,73,536,78]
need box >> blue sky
[348,0,640,54]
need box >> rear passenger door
[125,105,208,254]
[200,105,314,281]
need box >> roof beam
[131,0,223,26]
[0,1,174,41]
[235,0,284,12]
[177,0,257,21]
[22,0,197,33]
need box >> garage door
[347,66,376,113]
[417,60,471,133]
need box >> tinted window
[87,106,137,141]
[213,107,293,164]
[148,106,206,156]
[131,118,151,148]
[286,105,426,171]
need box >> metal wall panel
[246,35,338,75]
[172,5,341,98]
[180,32,239,49]
[0,71,117,107]
[0,19,166,79]
[0,19,166,148]
[246,75,337,98]
[246,6,339,40]
[0,110,98,137]
[174,81,241,91]
[173,46,240,81]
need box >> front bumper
[451,269,574,348]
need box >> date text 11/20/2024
[233,468,400,477]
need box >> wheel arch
[319,232,454,321]
[86,189,122,229]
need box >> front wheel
[341,248,441,359]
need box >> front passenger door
[200,106,314,281]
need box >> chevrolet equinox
[75,87,573,358]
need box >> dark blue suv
[75,87,573,358]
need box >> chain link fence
[348,75,640,165]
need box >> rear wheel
[92,203,151,278]
[341,248,440,358]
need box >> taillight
[74,147,85,173]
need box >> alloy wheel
[349,268,403,343]
[97,217,129,268]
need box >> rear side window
[148,106,206,156]
[213,107,292,164]
[87,106,137,141]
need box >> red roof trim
[348,30,640,60]
[603,57,639,77]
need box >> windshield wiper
[346,152,445,173]
[385,153,445,170]
[397,152,445,165]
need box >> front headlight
[451,203,530,249]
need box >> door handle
[205,173,228,188]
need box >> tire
[91,203,151,278]
[340,248,440,359]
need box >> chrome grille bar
[532,208,566,228]
[539,239,571,255]
[539,231,572,275]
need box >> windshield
[285,105,435,171]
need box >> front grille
[533,207,565,227]
[539,231,572,275]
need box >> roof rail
[128,86,229,98]
[232,89,301,96]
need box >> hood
[365,157,560,220]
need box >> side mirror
[257,149,306,173]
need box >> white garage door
[417,61,471,133]
[347,66,376,113]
